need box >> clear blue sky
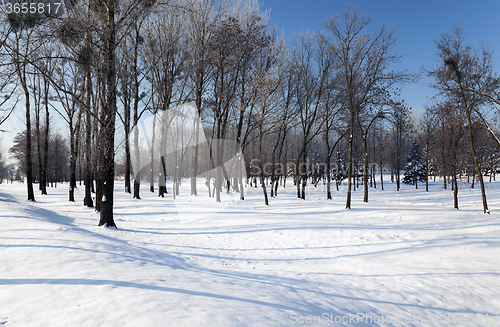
[262,0,500,112]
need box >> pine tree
[403,142,427,187]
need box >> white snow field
[1,178,500,327]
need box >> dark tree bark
[124,98,131,194]
[18,56,35,201]
[83,54,94,207]
[346,114,353,208]
[41,76,49,195]
[97,5,118,228]
[132,24,142,200]
[69,104,82,202]
[34,77,43,194]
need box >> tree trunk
[414,165,418,190]
[301,173,306,200]
[21,68,35,202]
[124,100,131,194]
[69,106,81,203]
[362,136,368,202]
[132,115,140,199]
[396,160,400,191]
[453,171,458,209]
[41,82,49,195]
[149,108,156,193]
[380,163,384,191]
[215,139,221,202]
[84,63,94,207]
[190,111,200,196]
[239,154,245,200]
[346,122,353,209]
[158,110,169,197]
[296,160,301,199]
[69,126,76,202]
[35,89,43,193]
[132,25,141,199]
[259,160,268,205]
[425,159,429,192]
[326,154,331,200]
[98,6,117,228]
[466,110,488,213]
[191,69,204,196]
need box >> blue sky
[262,0,500,112]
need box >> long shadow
[24,205,77,226]
[116,211,178,216]
[14,203,189,270]
[0,191,18,203]
[118,220,500,237]
[0,278,349,323]
[0,243,186,269]
[1,273,487,327]
[180,265,499,320]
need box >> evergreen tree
[403,142,427,186]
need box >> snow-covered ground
[1,178,500,326]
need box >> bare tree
[117,19,147,196]
[387,102,413,191]
[50,57,84,202]
[323,99,346,199]
[206,15,246,202]
[429,27,493,213]
[4,15,44,201]
[184,0,227,196]
[322,6,410,208]
[143,3,189,197]
[30,44,54,196]
[418,108,435,192]
[290,34,329,200]
[433,101,467,208]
